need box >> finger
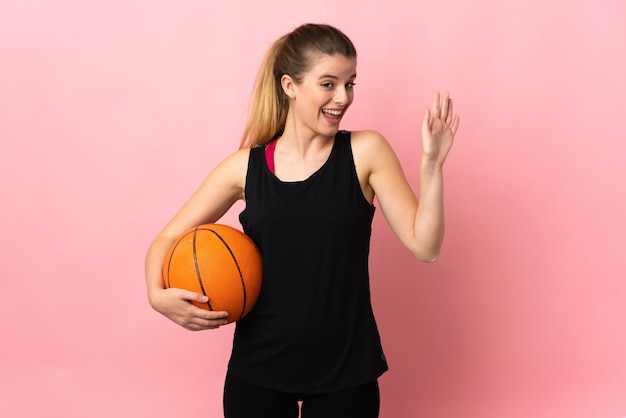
[171,288,209,304]
[450,114,460,135]
[440,91,450,122]
[190,293,209,304]
[184,322,218,331]
[198,309,229,320]
[431,91,441,119]
[184,312,229,330]
[446,98,454,125]
[197,316,229,328]
[182,322,206,331]
[421,108,431,137]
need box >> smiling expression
[283,54,357,138]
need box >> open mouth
[322,109,343,119]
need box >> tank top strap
[264,139,278,174]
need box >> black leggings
[223,373,380,418]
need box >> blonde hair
[239,24,357,148]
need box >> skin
[145,53,460,331]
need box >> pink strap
[265,139,277,174]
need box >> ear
[280,74,296,100]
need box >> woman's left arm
[363,91,460,262]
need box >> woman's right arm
[144,148,250,331]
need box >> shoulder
[221,147,252,169]
[350,129,387,147]
[209,147,251,189]
[349,130,397,170]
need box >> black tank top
[229,131,388,394]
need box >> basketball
[162,224,262,324]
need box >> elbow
[405,233,444,262]
[411,244,441,263]
[416,253,439,263]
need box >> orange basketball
[162,224,262,324]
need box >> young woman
[145,23,459,418]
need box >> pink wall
[1,1,625,417]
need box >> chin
[319,124,342,138]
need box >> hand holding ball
[162,224,262,324]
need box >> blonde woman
[145,23,460,418]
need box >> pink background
[1,1,625,417]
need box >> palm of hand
[422,91,460,165]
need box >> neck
[280,120,335,159]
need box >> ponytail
[239,36,289,149]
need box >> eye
[321,82,335,89]
[346,82,356,90]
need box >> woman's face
[288,54,357,138]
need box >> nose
[333,87,350,106]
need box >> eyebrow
[317,73,357,80]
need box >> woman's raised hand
[421,91,460,165]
